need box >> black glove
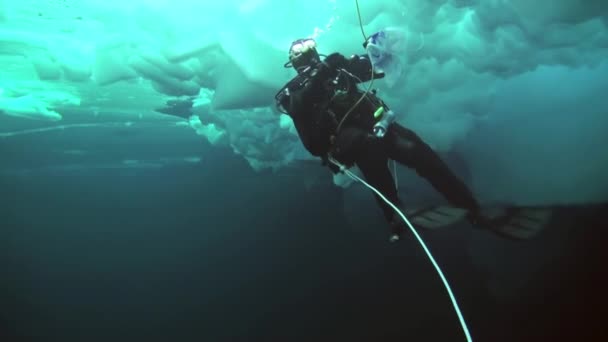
[310,61,333,81]
[324,53,348,69]
[310,53,347,81]
[374,71,386,79]
[321,154,342,174]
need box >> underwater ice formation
[0,0,606,203]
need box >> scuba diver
[274,38,551,242]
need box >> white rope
[329,156,473,342]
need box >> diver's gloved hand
[389,213,407,242]
[311,53,347,81]
[374,71,386,79]
[321,154,342,174]
[324,53,348,69]
[311,61,336,82]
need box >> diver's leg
[383,123,480,212]
[354,139,400,222]
[331,127,404,235]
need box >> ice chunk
[92,40,137,86]
[30,56,62,80]
[0,94,62,121]
[130,54,199,96]
[188,115,227,145]
[0,0,8,23]
[211,59,276,110]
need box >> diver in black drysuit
[275,38,482,240]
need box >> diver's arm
[324,53,385,83]
[284,79,334,157]
[344,54,386,82]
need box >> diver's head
[287,38,320,74]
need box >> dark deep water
[0,118,606,342]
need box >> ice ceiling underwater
[0,0,607,204]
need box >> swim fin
[404,206,469,230]
[472,206,554,240]
[400,205,553,240]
